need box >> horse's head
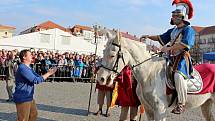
[96,29,130,86]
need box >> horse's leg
[201,99,214,121]
[154,104,166,121]
[142,92,167,121]
[141,103,166,121]
[144,97,166,121]
[144,106,155,121]
[149,92,167,121]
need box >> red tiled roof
[72,25,93,31]
[192,26,205,33]
[121,32,138,41]
[37,21,67,31]
[0,25,16,30]
[200,26,215,35]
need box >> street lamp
[93,24,98,44]
[93,24,102,44]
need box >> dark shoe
[104,108,111,117]
[104,112,110,117]
[94,110,102,116]
[171,104,185,114]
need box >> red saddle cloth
[194,64,215,94]
[166,63,215,95]
[115,66,141,107]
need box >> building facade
[191,26,215,63]
[190,26,205,63]
[199,26,215,63]
[0,25,16,39]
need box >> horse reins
[131,53,162,69]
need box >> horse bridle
[100,42,126,75]
[100,42,161,75]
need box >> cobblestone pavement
[0,81,214,121]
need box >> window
[40,33,50,43]
[84,32,92,40]
[61,35,71,45]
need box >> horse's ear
[106,30,118,41]
[113,30,121,45]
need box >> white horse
[96,29,215,121]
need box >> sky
[0,0,215,37]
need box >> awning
[203,52,215,60]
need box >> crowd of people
[0,48,101,82]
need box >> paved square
[0,81,214,121]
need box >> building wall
[199,34,215,52]
[190,32,201,62]
[0,30,14,39]
[0,28,107,56]
[198,34,215,63]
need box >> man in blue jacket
[13,49,57,121]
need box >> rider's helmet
[171,0,194,25]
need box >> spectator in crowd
[57,55,68,81]
[31,52,36,64]
[49,54,57,65]
[115,66,141,121]
[65,52,70,62]
[40,55,47,75]
[94,58,113,117]
[82,56,89,78]
[0,49,99,83]
[94,81,113,117]
[0,50,7,76]
[5,51,19,102]
[68,54,74,77]
[58,55,67,65]
[13,49,57,121]
[44,55,52,73]
[0,50,4,75]
[74,55,85,78]
[48,54,57,82]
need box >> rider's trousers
[174,72,187,105]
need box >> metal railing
[0,66,7,81]
[0,63,95,82]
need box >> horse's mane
[120,37,152,60]
[103,29,164,63]
[121,37,166,82]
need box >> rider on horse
[141,0,195,114]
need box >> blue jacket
[13,63,44,103]
[158,25,195,79]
